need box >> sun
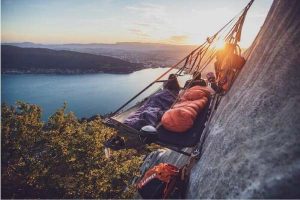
[214,39,226,50]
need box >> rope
[225,0,255,45]
[155,38,220,126]
[179,93,218,184]
[153,42,207,82]
[152,2,249,83]
[109,0,255,117]
[178,0,256,186]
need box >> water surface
[2,68,190,120]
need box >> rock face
[139,0,300,198]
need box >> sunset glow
[213,38,226,50]
[1,0,272,48]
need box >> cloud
[135,23,150,27]
[125,2,173,41]
[168,35,188,43]
[125,3,168,26]
[126,3,165,16]
[129,29,149,38]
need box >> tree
[2,102,146,198]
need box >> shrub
[1,102,145,199]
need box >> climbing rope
[171,1,257,190]
[109,6,246,116]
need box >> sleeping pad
[161,86,211,133]
[124,89,177,130]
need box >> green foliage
[1,102,145,199]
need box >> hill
[1,45,143,74]
[3,42,197,68]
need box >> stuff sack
[218,53,246,91]
[137,163,184,199]
[215,43,246,92]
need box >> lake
[2,68,190,120]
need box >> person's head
[206,72,216,83]
[193,72,201,80]
[168,74,176,80]
[190,79,207,87]
[164,74,180,93]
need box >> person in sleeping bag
[124,74,180,130]
[161,85,212,133]
[163,74,181,95]
[184,72,207,88]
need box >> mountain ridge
[1,45,144,74]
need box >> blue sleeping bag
[124,89,177,130]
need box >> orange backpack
[137,163,186,199]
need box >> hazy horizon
[2,41,198,46]
[2,0,273,48]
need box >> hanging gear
[137,89,220,199]
[136,148,202,199]
[215,43,246,92]
[133,1,258,197]
[137,163,187,199]
[103,0,255,157]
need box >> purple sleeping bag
[124,89,177,130]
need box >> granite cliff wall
[141,0,300,198]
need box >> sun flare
[214,39,226,50]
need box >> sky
[1,0,273,47]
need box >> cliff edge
[141,0,300,198]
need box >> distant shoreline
[2,70,136,75]
[1,66,167,75]
[1,45,147,75]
